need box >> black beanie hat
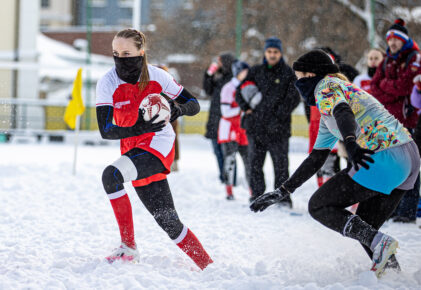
[264,37,282,52]
[231,60,250,77]
[292,50,339,75]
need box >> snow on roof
[38,34,114,82]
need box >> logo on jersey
[115,100,131,109]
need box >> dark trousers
[393,173,420,220]
[309,170,406,259]
[221,142,250,186]
[248,134,289,197]
[211,138,225,183]
[211,138,237,184]
[135,179,183,240]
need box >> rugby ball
[139,93,171,124]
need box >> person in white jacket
[218,60,251,200]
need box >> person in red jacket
[371,18,421,223]
[371,18,420,129]
[96,29,212,269]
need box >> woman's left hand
[169,100,183,122]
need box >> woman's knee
[308,193,323,220]
[102,165,124,193]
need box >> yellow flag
[64,68,85,129]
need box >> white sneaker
[371,235,399,278]
[105,243,140,263]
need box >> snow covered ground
[1,134,420,289]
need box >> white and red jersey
[218,78,248,145]
[96,64,183,186]
[353,73,372,94]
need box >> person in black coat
[203,52,236,182]
[236,37,300,206]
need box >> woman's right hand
[132,114,166,135]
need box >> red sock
[109,190,136,249]
[175,226,213,270]
[226,185,233,196]
[317,176,324,187]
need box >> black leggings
[308,170,406,258]
[135,179,184,240]
[102,148,183,240]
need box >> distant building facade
[73,0,150,28]
[40,0,73,28]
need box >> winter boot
[371,234,399,277]
[106,243,140,263]
[174,226,213,270]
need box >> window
[118,18,132,27]
[92,0,107,7]
[41,0,50,8]
[118,0,133,8]
[91,18,106,27]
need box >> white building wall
[17,0,42,129]
[0,0,17,129]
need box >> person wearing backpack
[371,18,421,224]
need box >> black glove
[344,136,375,170]
[132,114,166,135]
[169,100,183,122]
[250,185,291,212]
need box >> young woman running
[96,29,212,270]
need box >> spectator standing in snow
[251,49,419,277]
[353,48,385,94]
[203,53,236,183]
[371,18,421,224]
[96,29,212,270]
[236,37,300,206]
[218,60,251,200]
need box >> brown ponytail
[114,29,150,92]
[328,73,349,82]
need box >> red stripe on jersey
[164,84,183,98]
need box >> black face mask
[294,75,325,106]
[114,56,143,84]
[367,66,377,78]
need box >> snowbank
[0,135,420,289]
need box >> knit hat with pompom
[386,18,409,43]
